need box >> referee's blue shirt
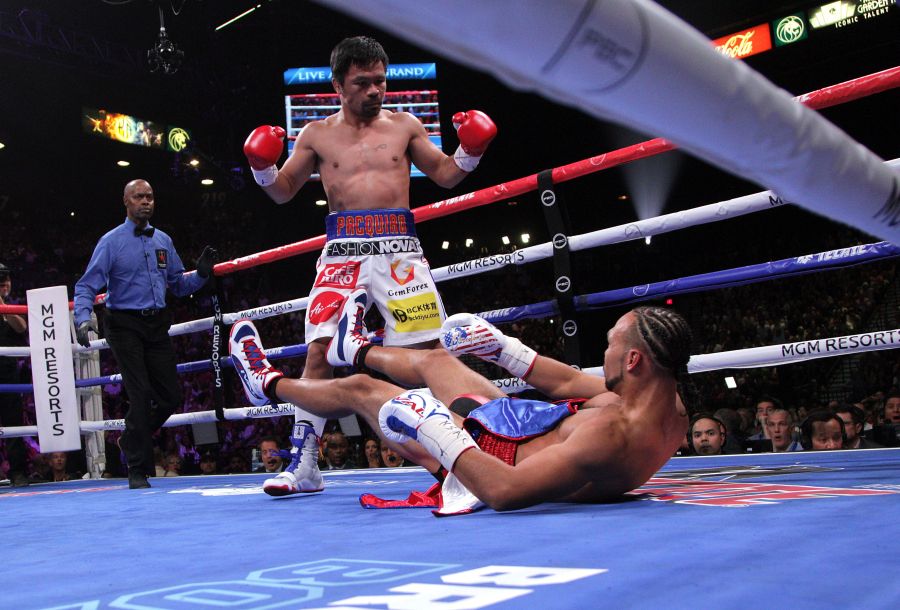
[74,218,205,326]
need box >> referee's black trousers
[104,309,181,476]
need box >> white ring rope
[0,328,896,438]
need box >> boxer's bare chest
[316,119,412,209]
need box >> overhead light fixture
[645,236,652,245]
[147,7,184,75]
[501,236,510,245]
[618,195,629,201]
[215,4,262,31]
[70,212,75,217]
[725,376,737,389]
[441,241,449,250]
[0,142,5,150]
[117,160,130,167]
[189,159,200,167]
[201,178,214,186]
[465,238,474,247]
[315,199,327,206]
[521,233,530,244]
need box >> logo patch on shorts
[388,293,441,333]
[308,291,344,325]
[315,261,361,289]
[389,260,416,286]
[155,249,167,269]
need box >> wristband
[416,416,479,472]
[453,146,482,172]
[251,165,278,187]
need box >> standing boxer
[74,179,217,489]
[242,35,497,496]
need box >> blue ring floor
[2,448,899,609]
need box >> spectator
[363,438,384,468]
[748,396,781,440]
[688,414,727,456]
[766,408,803,452]
[163,453,182,476]
[152,447,167,477]
[736,407,756,438]
[833,404,880,449]
[322,431,356,470]
[0,261,29,487]
[380,443,407,468]
[255,437,284,474]
[867,390,900,447]
[199,451,219,475]
[800,409,846,451]
[884,391,900,425]
[227,453,249,474]
[47,451,74,482]
[714,408,745,454]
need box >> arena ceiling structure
[0,0,897,263]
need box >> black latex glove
[196,246,219,279]
[76,320,98,348]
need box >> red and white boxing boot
[326,289,371,367]
[263,422,324,496]
[229,320,283,406]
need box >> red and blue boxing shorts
[305,208,447,347]
[460,396,580,465]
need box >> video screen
[82,107,190,152]
[282,63,442,178]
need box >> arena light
[0,142,5,150]
[465,238,474,247]
[617,194,628,200]
[201,178,214,186]
[502,235,510,245]
[189,159,200,167]
[69,212,75,217]
[725,376,737,389]
[315,199,327,206]
[116,160,130,167]
[441,241,450,250]
[521,233,530,244]
[645,236,652,245]
[215,5,261,31]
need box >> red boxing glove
[244,125,286,186]
[452,110,496,171]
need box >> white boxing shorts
[305,208,447,347]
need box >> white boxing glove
[441,313,537,379]
[379,390,478,472]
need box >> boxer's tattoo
[375,143,387,151]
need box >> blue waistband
[325,209,416,241]
[465,398,576,440]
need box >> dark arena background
[1,1,898,608]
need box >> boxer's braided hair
[632,306,700,416]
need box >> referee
[74,179,217,489]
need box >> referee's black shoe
[128,472,151,489]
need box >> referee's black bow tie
[135,226,155,238]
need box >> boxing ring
[3,449,899,609]
[0,45,899,610]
